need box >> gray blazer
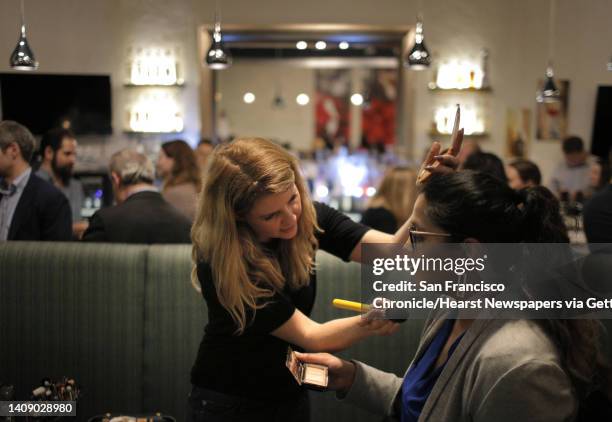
[342,314,577,421]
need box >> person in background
[550,136,591,201]
[583,152,612,243]
[506,159,542,190]
[195,138,215,171]
[36,128,87,238]
[361,166,417,234]
[157,140,201,221]
[461,151,508,183]
[0,121,71,241]
[589,157,611,194]
[82,148,191,244]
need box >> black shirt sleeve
[361,207,398,234]
[197,261,296,335]
[315,201,370,262]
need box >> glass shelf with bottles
[428,49,492,92]
[430,105,488,138]
[124,92,184,134]
[125,47,184,87]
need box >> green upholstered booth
[0,242,425,421]
[0,242,147,417]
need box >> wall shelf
[124,83,185,88]
[429,130,489,139]
[124,130,184,134]
[428,86,492,93]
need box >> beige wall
[216,62,315,150]
[0,0,611,180]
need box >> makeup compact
[286,347,328,391]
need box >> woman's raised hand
[417,130,464,184]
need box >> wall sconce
[127,92,183,133]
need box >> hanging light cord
[20,0,26,31]
[548,0,556,64]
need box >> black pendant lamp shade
[10,1,38,71]
[206,22,232,70]
[405,17,431,70]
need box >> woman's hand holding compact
[294,351,356,394]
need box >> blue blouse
[401,319,465,422]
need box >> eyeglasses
[408,228,452,252]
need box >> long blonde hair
[367,166,417,224]
[191,138,320,333]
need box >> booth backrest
[0,242,424,422]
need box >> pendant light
[205,1,231,70]
[537,0,560,103]
[10,0,38,71]
[405,14,431,70]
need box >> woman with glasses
[296,169,612,422]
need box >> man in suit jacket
[0,121,72,241]
[82,148,191,244]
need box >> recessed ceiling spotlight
[339,41,350,50]
[315,41,327,50]
[296,93,310,106]
[296,41,308,50]
[350,93,364,106]
[243,92,255,104]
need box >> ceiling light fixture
[405,14,431,70]
[205,1,232,70]
[10,0,38,70]
[537,0,560,103]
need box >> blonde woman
[361,166,417,234]
[188,138,426,422]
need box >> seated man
[550,136,591,201]
[82,148,191,244]
[0,120,72,241]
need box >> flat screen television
[0,73,112,135]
